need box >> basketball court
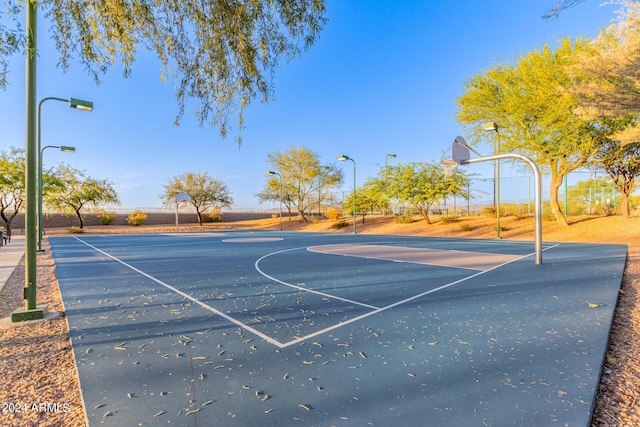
[49,231,626,426]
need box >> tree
[598,140,640,217]
[386,162,468,225]
[258,146,343,222]
[570,2,640,142]
[161,172,233,225]
[1,1,327,142]
[343,178,389,224]
[456,38,625,226]
[0,148,25,237]
[256,177,296,219]
[44,165,120,228]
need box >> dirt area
[0,214,638,426]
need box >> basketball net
[440,160,458,178]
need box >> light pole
[37,96,93,251]
[268,171,283,231]
[318,165,330,216]
[483,121,501,239]
[337,154,356,234]
[385,154,396,216]
[38,145,75,251]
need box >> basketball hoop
[440,159,458,177]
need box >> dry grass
[1,214,638,426]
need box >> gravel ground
[0,216,638,426]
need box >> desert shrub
[394,215,413,224]
[127,210,148,226]
[439,215,460,224]
[325,207,342,221]
[70,226,84,234]
[331,220,349,229]
[202,208,222,222]
[481,205,497,218]
[309,216,319,224]
[97,210,116,225]
[596,204,616,217]
[459,224,473,232]
[271,213,279,219]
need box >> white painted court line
[307,244,523,271]
[73,237,287,348]
[254,247,380,310]
[279,244,561,347]
[70,237,561,349]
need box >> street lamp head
[482,121,498,132]
[69,98,94,112]
[337,154,350,161]
[60,145,76,153]
[267,170,280,176]
[387,153,396,159]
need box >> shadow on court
[50,231,626,426]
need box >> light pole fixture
[337,154,357,234]
[38,145,75,251]
[385,154,397,216]
[268,171,283,231]
[482,121,501,239]
[37,97,93,249]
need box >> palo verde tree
[0,147,25,237]
[44,164,120,228]
[342,177,389,224]
[456,37,626,226]
[385,161,468,225]
[571,2,640,142]
[258,146,343,222]
[0,1,327,142]
[161,172,233,225]
[598,140,640,217]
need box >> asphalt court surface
[49,231,627,426]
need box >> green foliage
[162,172,233,226]
[0,147,25,236]
[127,210,148,226]
[97,210,116,225]
[455,37,627,226]
[70,226,84,234]
[342,178,389,223]
[385,162,469,224]
[0,1,327,143]
[44,164,120,229]
[258,146,343,222]
[324,207,342,221]
[331,220,349,230]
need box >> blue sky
[0,1,620,210]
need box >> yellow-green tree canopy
[258,145,342,221]
[1,0,327,142]
[455,38,628,226]
[161,172,233,225]
[44,164,120,228]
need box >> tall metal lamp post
[37,96,93,251]
[482,121,501,239]
[268,171,283,231]
[337,154,356,234]
[38,145,75,251]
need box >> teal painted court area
[49,231,626,426]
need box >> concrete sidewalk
[0,236,25,294]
